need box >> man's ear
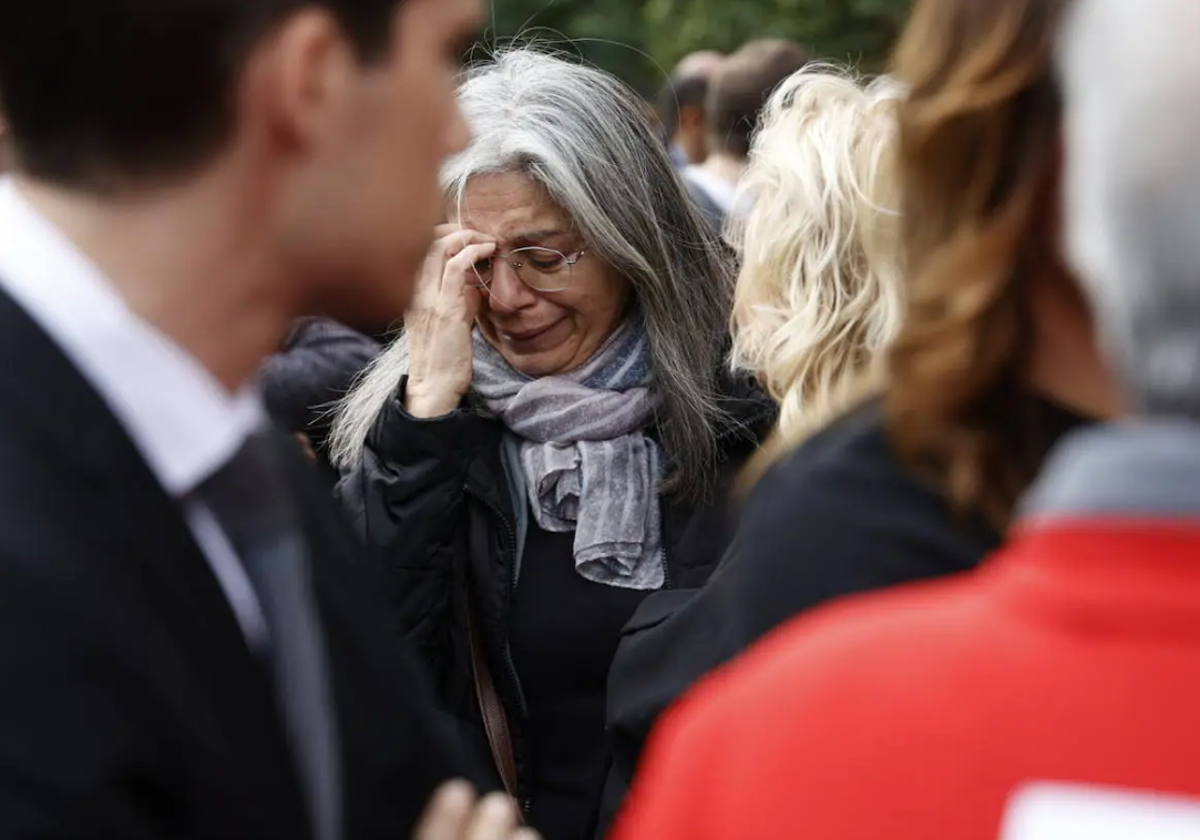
[239,8,356,157]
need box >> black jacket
[598,397,1088,835]
[0,289,476,839]
[260,318,381,486]
[337,374,774,813]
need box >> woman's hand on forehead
[433,223,487,250]
[438,220,578,253]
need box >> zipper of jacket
[471,491,532,816]
[660,495,674,589]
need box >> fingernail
[479,791,515,819]
[436,779,475,806]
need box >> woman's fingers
[443,241,498,299]
[411,228,488,311]
[403,227,489,417]
[411,246,444,314]
[433,222,463,241]
[411,784,540,840]
[463,282,484,322]
[464,792,521,840]
[433,229,494,294]
[413,781,476,840]
[436,227,491,259]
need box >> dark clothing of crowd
[336,372,774,840]
[261,318,382,487]
[601,396,1088,834]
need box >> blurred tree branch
[483,0,913,95]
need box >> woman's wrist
[404,379,465,419]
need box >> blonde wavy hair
[729,64,905,486]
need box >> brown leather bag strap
[465,602,520,801]
[464,508,521,808]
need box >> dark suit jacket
[0,288,478,839]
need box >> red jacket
[614,423,1200,840]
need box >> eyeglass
[470,246,587,293]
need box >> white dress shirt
[0,177,269,650]
[681,165,738,214]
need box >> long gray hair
[328,48,735,501]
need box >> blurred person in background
[607,0,1119,817]
[598,63,905,835]
[657,50,724,170]
[0,0,519,837]
[682,39,810,231]
[615,1,1200,837]
[261,318,384,488]
[329,48,773,840]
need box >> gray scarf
[472,318,665,590]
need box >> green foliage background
[480,0,915,96]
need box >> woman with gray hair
[329,48,772,840]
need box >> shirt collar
[1020,418,1200,524]
[0,177,265,496]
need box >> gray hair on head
[329,47,736,501]
[1059,0,1200,417]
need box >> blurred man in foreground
[0,0,529,837]
[614,0,1200,837]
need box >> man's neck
[16,175,293,393]
[1027,274,1122,420]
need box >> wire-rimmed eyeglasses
[470,246,587,293]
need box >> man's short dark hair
[708,39,811,158]
[656,72,710,141]
[0,0,405,191]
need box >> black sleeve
[0,561,164,840]
[301,490,492,838]
[599,418,995,836]
[335,379,485,680]
[260,320,380,446]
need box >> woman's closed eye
[522,249,567,271]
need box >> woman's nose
[485,257,539,311]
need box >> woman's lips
[501,319,564,349]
